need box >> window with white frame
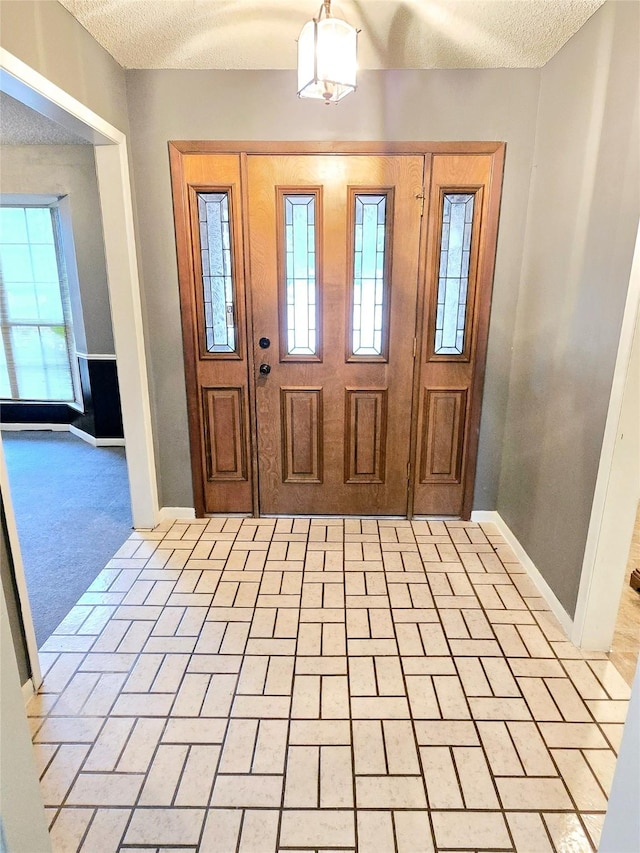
[0,203,79,403]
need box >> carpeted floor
[2,430,132,648]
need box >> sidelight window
[434,193,475,356]
[197,191,237,354]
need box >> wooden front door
[247,154,423,515]
[169,143,504,519]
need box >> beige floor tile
[406,675,440,718]
[356,775,427,808]
[49,807,94,853]
[394,810,435,852]
[238,809,280,853]
[116,718,165,773]
[353,719,386,774]
[279,809,355,848]
[350,696,410,718]
[40,743,90,806]
[289,719,351,745]
[67,772,145,806]
[124,807,205,846]
[83,717,135,772]
[506,811,554,853]
[210,773,283,807]
[284,745,320,807]
[162,718,226,743]
[320,745,353,807]
[414,719,479,745]
[383,719,420,774]
[420,746,464,808]
[357,810,395,853]
[139,744,189,805]
[199,808,242,852]
[477,720,523,775]
[432,811,511,849]
[252,719,288,773]
[582,747,617,795]
[507,721,557,776]
[175,744,220,806]
[582,812,606,850]
[218,718,258,773]
[538,722,609,749]
[79,808,130,852]
[468,696,531,720]
[551,749,608,811]
[496,776,573,810]
[543,812,593,853]
[454,745,499,808]
[585,698,629,723]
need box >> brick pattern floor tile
[28,518,629,852]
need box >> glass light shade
[297,16,357,103]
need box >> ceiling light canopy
[297,0,358,104]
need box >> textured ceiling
[0,92,90,145]
[57,0,606,70]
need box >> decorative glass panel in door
[350,192,391,360]
[197,191,237,354]
[282,192,320,359]
[434,193,475,356]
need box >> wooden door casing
[169,143,505,519]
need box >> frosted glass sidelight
[352,194,387,357]
[435,193,475,356]
[284,194,317,356]
[197,192,236,353]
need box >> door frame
[169,141,505,519]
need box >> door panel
[413,153,499,516]
[247,155,424,515]
[170,153,253,513]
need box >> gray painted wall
[0,0,128,134]
[125,67,540,508]
[498,0,640,617]
[1,145,114,354]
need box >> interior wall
[0,0,129,134]
[498,0,640,617]
[125,67,540,509]
[0,144,114,354]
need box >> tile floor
[28,517,631,852]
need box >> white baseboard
[1,423,124,447]
[21,678,35,703]
[69,425,125,447]
[1,423,68,431]
[159,506,196,521]
[471,510,574,637]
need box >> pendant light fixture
[297,0,358,104]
